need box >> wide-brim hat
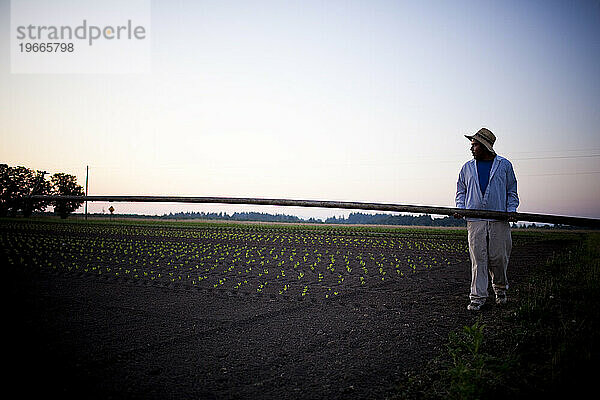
[465,128,496,155]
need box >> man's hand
[453,213,463,219]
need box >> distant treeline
[161,211,466,227]
[324,212,465,226]
[161,211,320,223]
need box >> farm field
[2,218,582,399]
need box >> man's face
[470,139,487,160]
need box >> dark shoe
[496,292,507,305]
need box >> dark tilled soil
[6,233,567,399]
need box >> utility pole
[85,165,89,220]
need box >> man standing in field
[455,128,519,311]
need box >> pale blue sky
[1,0,599,219]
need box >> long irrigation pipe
[28,195,600,228]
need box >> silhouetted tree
[22,170,52,217]
[0,164,12,216]
[0,164,51,217]
[51,173,84,219]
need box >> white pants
[467,220,512,304]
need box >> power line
[521,171,600,177]
[512,155,600,161]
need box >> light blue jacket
[455,155,519,221]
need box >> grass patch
[395,232,600,399]
[444,319,515,399]
[509,232,600,396]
